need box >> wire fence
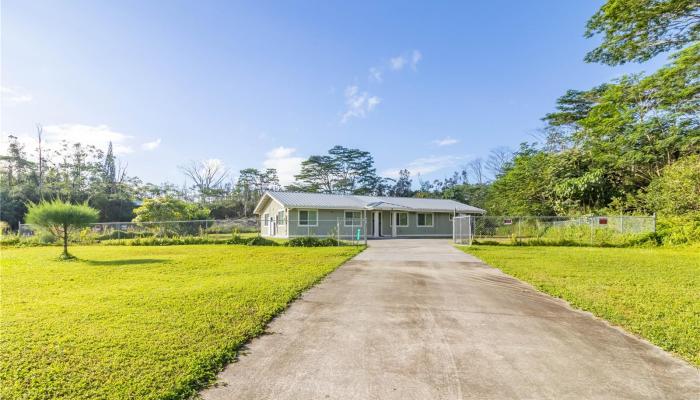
[18,218,259,241]
[462,215,656,245]
[17,214,656,246]
[262,218,368,244]
[453,215,473,245]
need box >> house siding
[256,207,457,238]
[384,212,453,237]
[287,208,366,239]
[258,198,288,238]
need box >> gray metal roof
[255,191,486,214]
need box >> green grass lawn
[458,245,700,366]
[0,244,363,399]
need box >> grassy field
[0,244,363,399]
[458,245,700,366]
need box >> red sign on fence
[503,219,513,225]
[599,218,608,225]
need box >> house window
[395,212,408,227]
[344,211,362,226]
[263,213,269,226]
[298,210,318,226]
[417,213,434,227]
[277,210,286,225]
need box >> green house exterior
[254,191,485,239]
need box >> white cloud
[1,86,33,105]
[42,124,134,154]
[382,155,463,178]
[263,146,304,185]
[433,136,459,147]
[411,50,422,70]
[341,85,381,123]
[369,67,383,83]
[390,56,407,71]
[141,138,162,150]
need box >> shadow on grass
[83,259,169,266]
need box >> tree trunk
[63,223,69,257]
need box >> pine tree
[103,141,116,193]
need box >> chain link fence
[453,215,473,245]
[18,218,259,241]
[464,215,656,245]
[262,218,368,245]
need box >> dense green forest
[2,0,698,241]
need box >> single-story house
[253,191,485,239]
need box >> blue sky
[1,1,665,186]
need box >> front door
[270,219,276,236]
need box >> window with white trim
[395,212,408,227]
[417,213,433,227]
[298,210,318,226]
[263,213,269,226]
[344,211,362,226]
[277,210,286,225]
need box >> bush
[102,234,280,247]
[0,220,10,235]
[0,231,58,247]
[0,234,21,246]
[645,155,700,215]
[95,230,153,240]
[225,234,244,245]
[286,237,342,247]
[205,224,258,235]
[132,197,210,223]
[245,236,278,246]
[655,213,700,245]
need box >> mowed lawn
[458,245,700,366]
[0,244,363,399]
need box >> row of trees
[483,1,699,218]
[1,134,137,228]
[2,0,697,231]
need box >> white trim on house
[255,191,487,215]
[297,209,318,227]
[394,212,409,227]
[253,192,290,215]
[416,212,434,227]
[276,210,286,225]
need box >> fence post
[652,213,656,233]
[620,216,624,234]
[363,213,367,246]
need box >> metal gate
[453,215,473,245]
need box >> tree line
[2,0,698,231]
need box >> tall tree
[103,141,117,193]
[293,146,379,194]
[390,169,413,197]
[585,0,700,65]
[485,147,513,178]
[180,159,229,203]
[467,158,485,184]
[327,145,377,194]
[36,124,45,198]
[235,168,280,216]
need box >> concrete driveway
[202,239,700,400]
